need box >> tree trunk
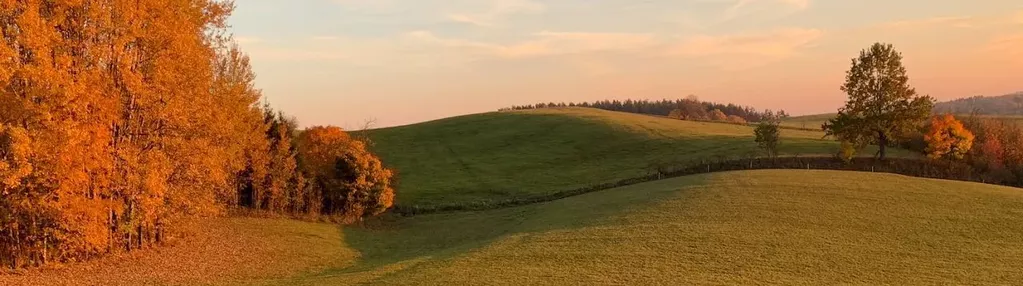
[878,132,888,161]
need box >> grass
[781,113,1023,129]
[273,170,1023,285]
[11,170,1023,285]
[779,113,836,130]
[366,107,909,207]
[0,217,349,286]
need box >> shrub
[754,120,780,157]
[297,126,395,223]
[924,114,974,160]
[709,109,728,121]
[726,115,747,124]
[838,141,857,163]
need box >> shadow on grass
[300,174,712,282]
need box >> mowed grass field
[10,171,1023,285]
[365,107,909,207]
[781,113,1023,130]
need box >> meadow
[9,170,1023,285]
[366,107,910,208]
[781,113,1023,130]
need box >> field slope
[281,170,1023,285]
[10,170,1022,285]
[367,107,900,207]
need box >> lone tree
[754,116,781,158]
[823,43,934,160]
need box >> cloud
[405,27,822,71]
[446,0,545,27]
[880,16,978,30]
[312,36,340,41]
[666,28,824,70]
[984,33,1023,63]
[405,30,659,59]
[723,0,810,20]
[235,37,262,44]
[331,0,397,14]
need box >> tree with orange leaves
[297,126,395,222]
[924,114,975,160]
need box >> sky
[229,0,1023,128]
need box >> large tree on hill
[823,43,934,160]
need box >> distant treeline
[933,92,1023,115]
[499,97,789,123]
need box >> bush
[754,120,780,157]
[726,115,747,124]
[297,126,395,223]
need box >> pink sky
[230,0,1023,128]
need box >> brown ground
[0,217,350,286]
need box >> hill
[365,107,904,207]
[779,113,837,130]
[14,170,1022,285]
[934,92,1023,115]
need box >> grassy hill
[779,113,836,130]
[366,107,906,207]
[11,172,1023,285]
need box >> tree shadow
[304,174,713,281]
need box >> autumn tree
[823,43,934,160]
[709,109,728,121]
[677,97,709,121]
[726,115,748,124]
[297,126,395,223]
[668,109,684,120]
[924,114,974,160]
[0,0,276,268]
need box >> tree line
[0,0,393,269]
[500,97,789,123]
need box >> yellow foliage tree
[924,114,975,160]
[297,126,395,223]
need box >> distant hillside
[934,92,1023,115]
[365,107,911,207]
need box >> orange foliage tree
[1,0,398,269]
[0,0,269,268]
[924,114,975,160]
[297,126,395,223]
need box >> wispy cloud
[235,36,262,45]
[723,0,811,20]
[666,28,823,70]
[880,16,978,30]
[404,30,659,59]
[984,33,1023,63]
[446,0,545,27]
[311,36,340,41]
[405,27,822,71]
[331,0,397,14]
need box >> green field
[782,113,1023,130]
[290,171,1023,285]
[779,113,837,130]
[21,170,1019,285]
[9,109,1023,285]
[187,171,1023,285]
[367,108,907,207]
